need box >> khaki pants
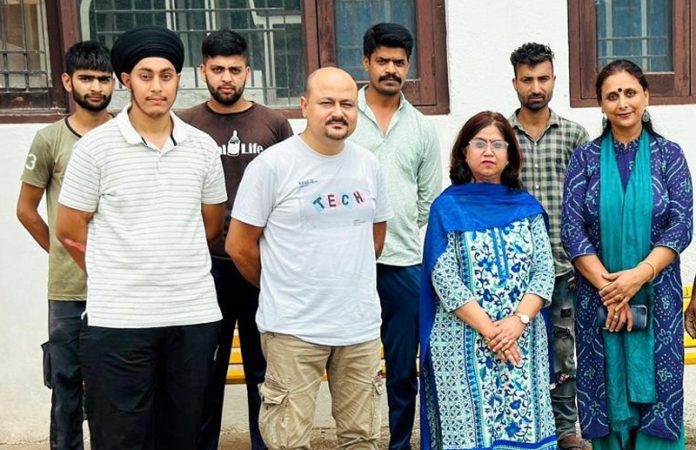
[259,333,384,450]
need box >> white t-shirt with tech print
[232,135,393,346]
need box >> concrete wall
[2,0,695,442]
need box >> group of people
[15,18,694,450]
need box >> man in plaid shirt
[508,43,590,450]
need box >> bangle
[639,260,657,282]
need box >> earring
[642,109,651,123]
[602,114,608,129]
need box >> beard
[73,90,111,112]
[324,118,350,141]
[521,92,552,111]
[209,84,244,106]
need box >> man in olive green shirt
[16,41,114,450]
[350,23,441,450]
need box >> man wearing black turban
[56,25,227,450]
[110,25,185,83]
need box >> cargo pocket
[41,341,52,389]
[259,377,289,448]
[370,374,385,436]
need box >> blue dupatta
[419,182,548,449]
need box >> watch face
[517,313,529,324]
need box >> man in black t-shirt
[178,30,293,450]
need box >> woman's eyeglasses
[468,139,509,152]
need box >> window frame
[1,0,448,122]
[306,0,449,115]
[568,0,691,107]
[0,0,79,123]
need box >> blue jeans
[45,300,86,450]
[377,264,420,450]
[198,258,267,450]
[550,272,579,440]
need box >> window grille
[0,0,53,110]
[82,0,304,109]
[596,0,672,72]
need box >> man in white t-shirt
[228,67,393,450]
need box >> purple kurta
[561,135,693,441]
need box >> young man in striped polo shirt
[17,40,114,450]
[55,26,227,450]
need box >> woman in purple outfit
[561,60,692,450]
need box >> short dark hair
[64,41,112,76]
[201,29,248,62]
[363,23,413,59]
[595,59,659,138]
[450,111,522,188]
[510,42,554,76]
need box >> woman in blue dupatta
[420,111,557,450]
[561,60,693,450]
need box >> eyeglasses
[468,138,509,152]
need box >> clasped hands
[483,316,526,367]
[598,265,651,332]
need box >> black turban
[111,25,185,82]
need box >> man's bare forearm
[226,219,264,288]
[16,183,50,252]
[56,205,92,271]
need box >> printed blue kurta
[561,135,693,441]
[422,214,556,450]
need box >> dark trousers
[549,272,579,440]
[198,258,267,450]
[377,264,420,450]
[80,319,220,450]
[45,300,86,450]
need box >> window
[568,0,691,106]
[0,0,447,121]
[315,0,449,113]
[0,0,77,121]
[81,0,448,115]
[84,0,306,112]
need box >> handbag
[596,304,648,330]
[685,308,696,339]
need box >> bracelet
[638,260,657,282]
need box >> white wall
[2,0,695,442]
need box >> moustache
[326,118,348,126]
[379,74,402,83]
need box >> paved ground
[3,366,695,449]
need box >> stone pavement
[3,366,695,449]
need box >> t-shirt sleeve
[373,163,393,223]
[231,158,276,227]
[20,130,53,188]
[277,117,294,141]
[58,141,100,213]
[202,145,227,205]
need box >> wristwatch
[514,312,530,326]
